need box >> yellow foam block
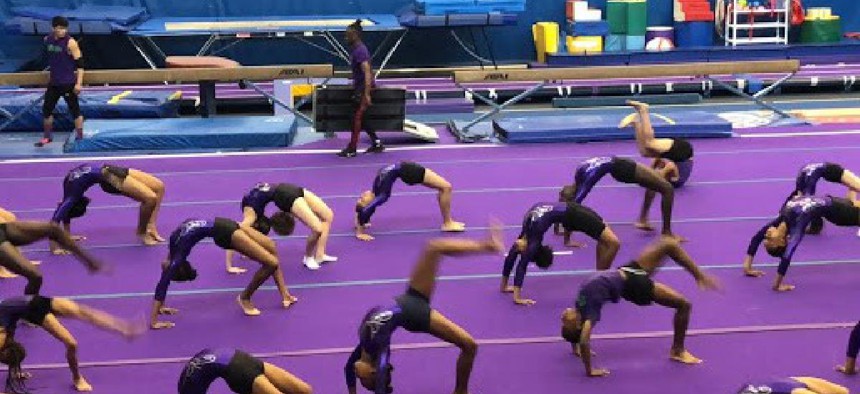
[806,7,832,19]
[533,22,560,62]
[291,84,314,97]
[566,36,603,53]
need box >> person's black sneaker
[366,142,385,154]
[337,147,357,158]
[34,137,52,147]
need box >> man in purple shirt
[338,20,384,158]
[37,16,85,147]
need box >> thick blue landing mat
[65,115,297,153]
[0,90,180,132]
[131,14,402,36]
[491,111,733,143]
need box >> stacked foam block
[565,0,607,54]
[801,7,842,43]
[533,22,560,62]
[415,0,526,15]
[673,0,714,47]
[605,0,647,51]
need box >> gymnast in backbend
[226,182,335,272]
[355,161,464,241]
[558,155,678,239]
[504,202,620,305]
[178,348,312,394]
[744,195,860,291]
[783,162,860,235]
[561,237,719,376]
[49,163,165,254]
[151,218,297,329]
[346,221,503,394]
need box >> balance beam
[451,60,803,136]
[0,64,333,86]
[0,64,332,118]
[453,60,799,83]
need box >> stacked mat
[801,7,842,43]
[0,90,180,132]
[566,1,607,54]
[673,0,714,47]
[490,111,732,144]
[5,5,150,35]
[398,8,518,27]
[414,0,526,15]
[606,0,647,51]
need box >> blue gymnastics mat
[0,90,180,132]
[452,110,732,144]
[65,116,297,152]
[130,14,403,37]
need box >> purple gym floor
[2,132,860,393]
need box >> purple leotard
[345,304,405,393]
[738,379,806,394]
[241,183,277,216]
[178,348,235,394]
[356,163,403,226]
[51,164,105,223]
[795,162,843,196]
[154,219,217,302]
[747,196,833,276]
[0,296,35,336]
[574,271,625,324]
[572,157,615,203]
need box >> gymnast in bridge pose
[559,155,678,239]
[346,222,503,394]
[179,348,312,394]
[0,295,142,392]
[782,162,860,235]
[151,218,297,329]
[744,195,860,291]
[504,202,620,305]
[561,237,719,376]
[227,182,335,272]
[49,163,166,253]
[737,378,849,394]
[355,161,465,241]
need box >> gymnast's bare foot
[138,233,159,246]
[441,221,466,232]
[237,295,261,316]
[74,376,93,392]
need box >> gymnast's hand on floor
[696,274,721,291]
